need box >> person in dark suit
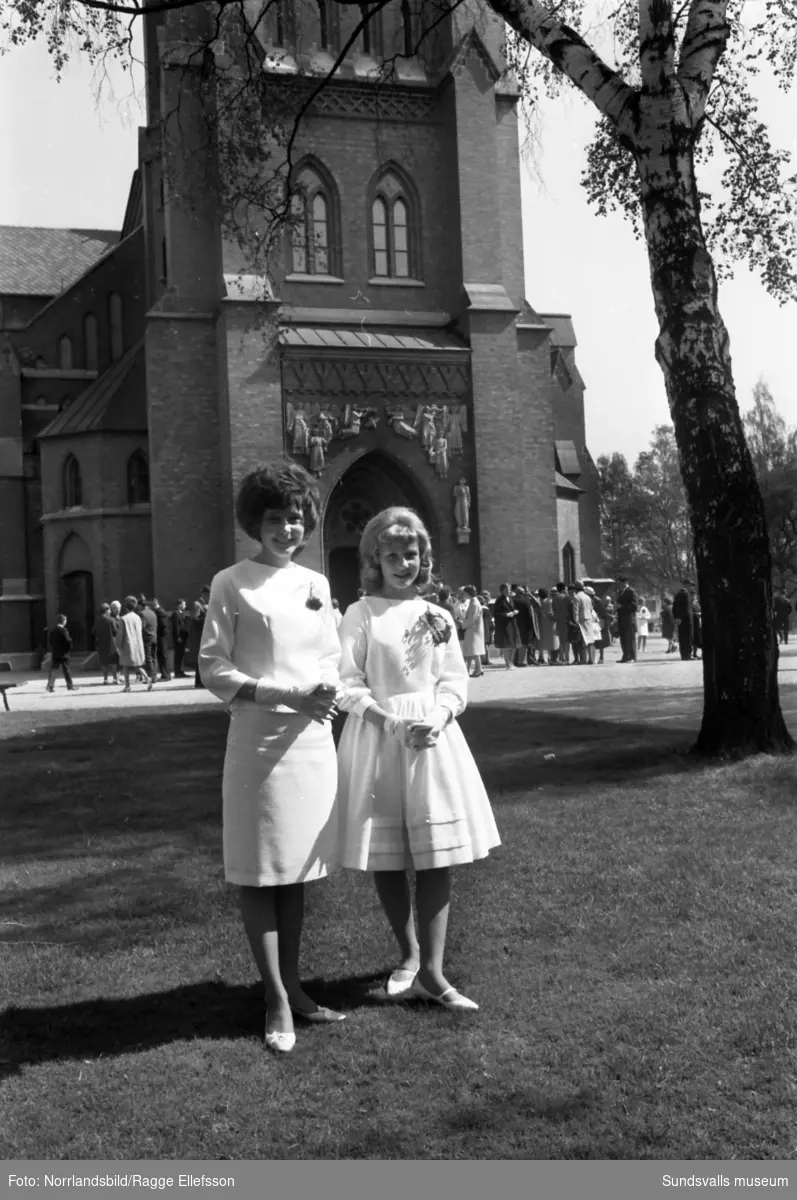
[672,579,695,660]
[616,576,638,663]
[137,596,159,683]
[170,598,191,677]
[151,598,171,680]
[46,614,76,692]
[773,589,792,644]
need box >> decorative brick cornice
[265,77,440,123]
[281,356,470,399]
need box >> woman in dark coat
[660,598,675,652]
[493,582,521,670]
[93,602,120,684]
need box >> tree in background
[4,0,796,755]
[743,381,797,595]
[596,452,638,582]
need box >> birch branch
[677,0,731,124]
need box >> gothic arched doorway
[324,452,432,611]
[57,532,94,651]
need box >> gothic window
[58,336,73,370]
[84,315,98,371]
[563,541,576,586]
[127,450,150,505]
[317,0,339,49]
[359,3,382,54]
[288,161,340,276]
[109,292,123,361]
[400,0,414,56]
[370,169,418,279]
[62,454,82,509]
[273,0,294,46]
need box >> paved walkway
[3,638,797,731]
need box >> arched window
[400,0,414,56]
[288,161,339,276]
[58,336,73,370]
[84,314,98,371]
[62,454,82,509]
[562,541,576,586]
[273,0,293,46]
[127,451,150,505]
[109,293,123,361]
[359,2,381,54]
[370,169,418,279]
[317,0,338,49]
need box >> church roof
[555,471,583,494]
[280,326,468,354]
[0,227,119,297]
[540,314,577,348]
[39,340,146,438]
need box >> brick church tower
[137,0,600,610]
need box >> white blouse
[199,559,340,712]
[337,596,468,719]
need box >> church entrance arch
[323,452,432,611]
[57,532,94,651]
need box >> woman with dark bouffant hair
[335,507,499,1012]
[199,460,343,1055]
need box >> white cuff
[352,695,377,717]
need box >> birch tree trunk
[634,103,792,755]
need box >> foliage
[598,426,694,594]
[743,380,797,593]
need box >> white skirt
[222,708,338,887]
[337,690,500,872]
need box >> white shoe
[385,968,418,998]
[265,1027,296,1053]
[410,979,479,1011]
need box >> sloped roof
[121,171,144,240]
[280,326,467,353]
[0,227,119,297]
[555,470,583,494]
[555,440,581,475]
[39,340,146,438]
[540,313,577,348]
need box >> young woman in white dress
[637,598,651,653]
[336,508,500,1012]
[199,462,342,1054]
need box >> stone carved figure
[338,404,375,440]
[453,477,471,532]
[386,406,418,439]
[316,406,337,444]
[308,432,326,476]
[416,405,439,452]
[444,405,466,455]
[285,402,310,456]
[431,433,449,479]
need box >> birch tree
[3,0,796,755]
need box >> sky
[1,26,795,466]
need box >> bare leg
[239,885,292,1036]
[415,867,452,994]
[373,870,420,974]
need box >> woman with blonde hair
[336,507,500,1012]
[199,461,342,1054]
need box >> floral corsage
[423,607,452,645]
[305,583,323,611]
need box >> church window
[84,315,98,371]
[58,336,73,370]
[109,293,123,361]
[62,454,82,509]
[359,3,381,54]
[273,0,294,46]
[288,161,340,276]
[400,0,414,56]
[127,450,150,505]
[563,541,576,586]
[370,171,418,279]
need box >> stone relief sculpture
[443,405,466,455]
[308,431,326,476]
[430,432,449,479]
[386,406,418,439]
[453,477,471,541]
[285,401,310,456]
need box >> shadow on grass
[0,971,386,1082]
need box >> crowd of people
[45,590,212,693]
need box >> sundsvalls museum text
[662,1177,789,1189]
[9,1176,235,1189]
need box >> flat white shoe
[265,1028,296,1053]
[386,969,418,998]
[411,979,479,1011]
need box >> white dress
[462,599,486,657]
[638,606,651,637]
[336,596,500,871]
[199,559,340,887]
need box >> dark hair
[99,602,110,613]
[235,460,320,542]
[176,598,186,605]
[461,584,477,598]
[438,586,451,603]
[538,587,548,600]
[56,613,67,624]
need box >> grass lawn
[1,697,797,1160]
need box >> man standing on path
[138,596,159,684]
[46,614,77,692]
[152,598,171,680]
[672,579,695,661]
[773,589,792,644]
[616,575,638,663]
[170,599,191,677]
